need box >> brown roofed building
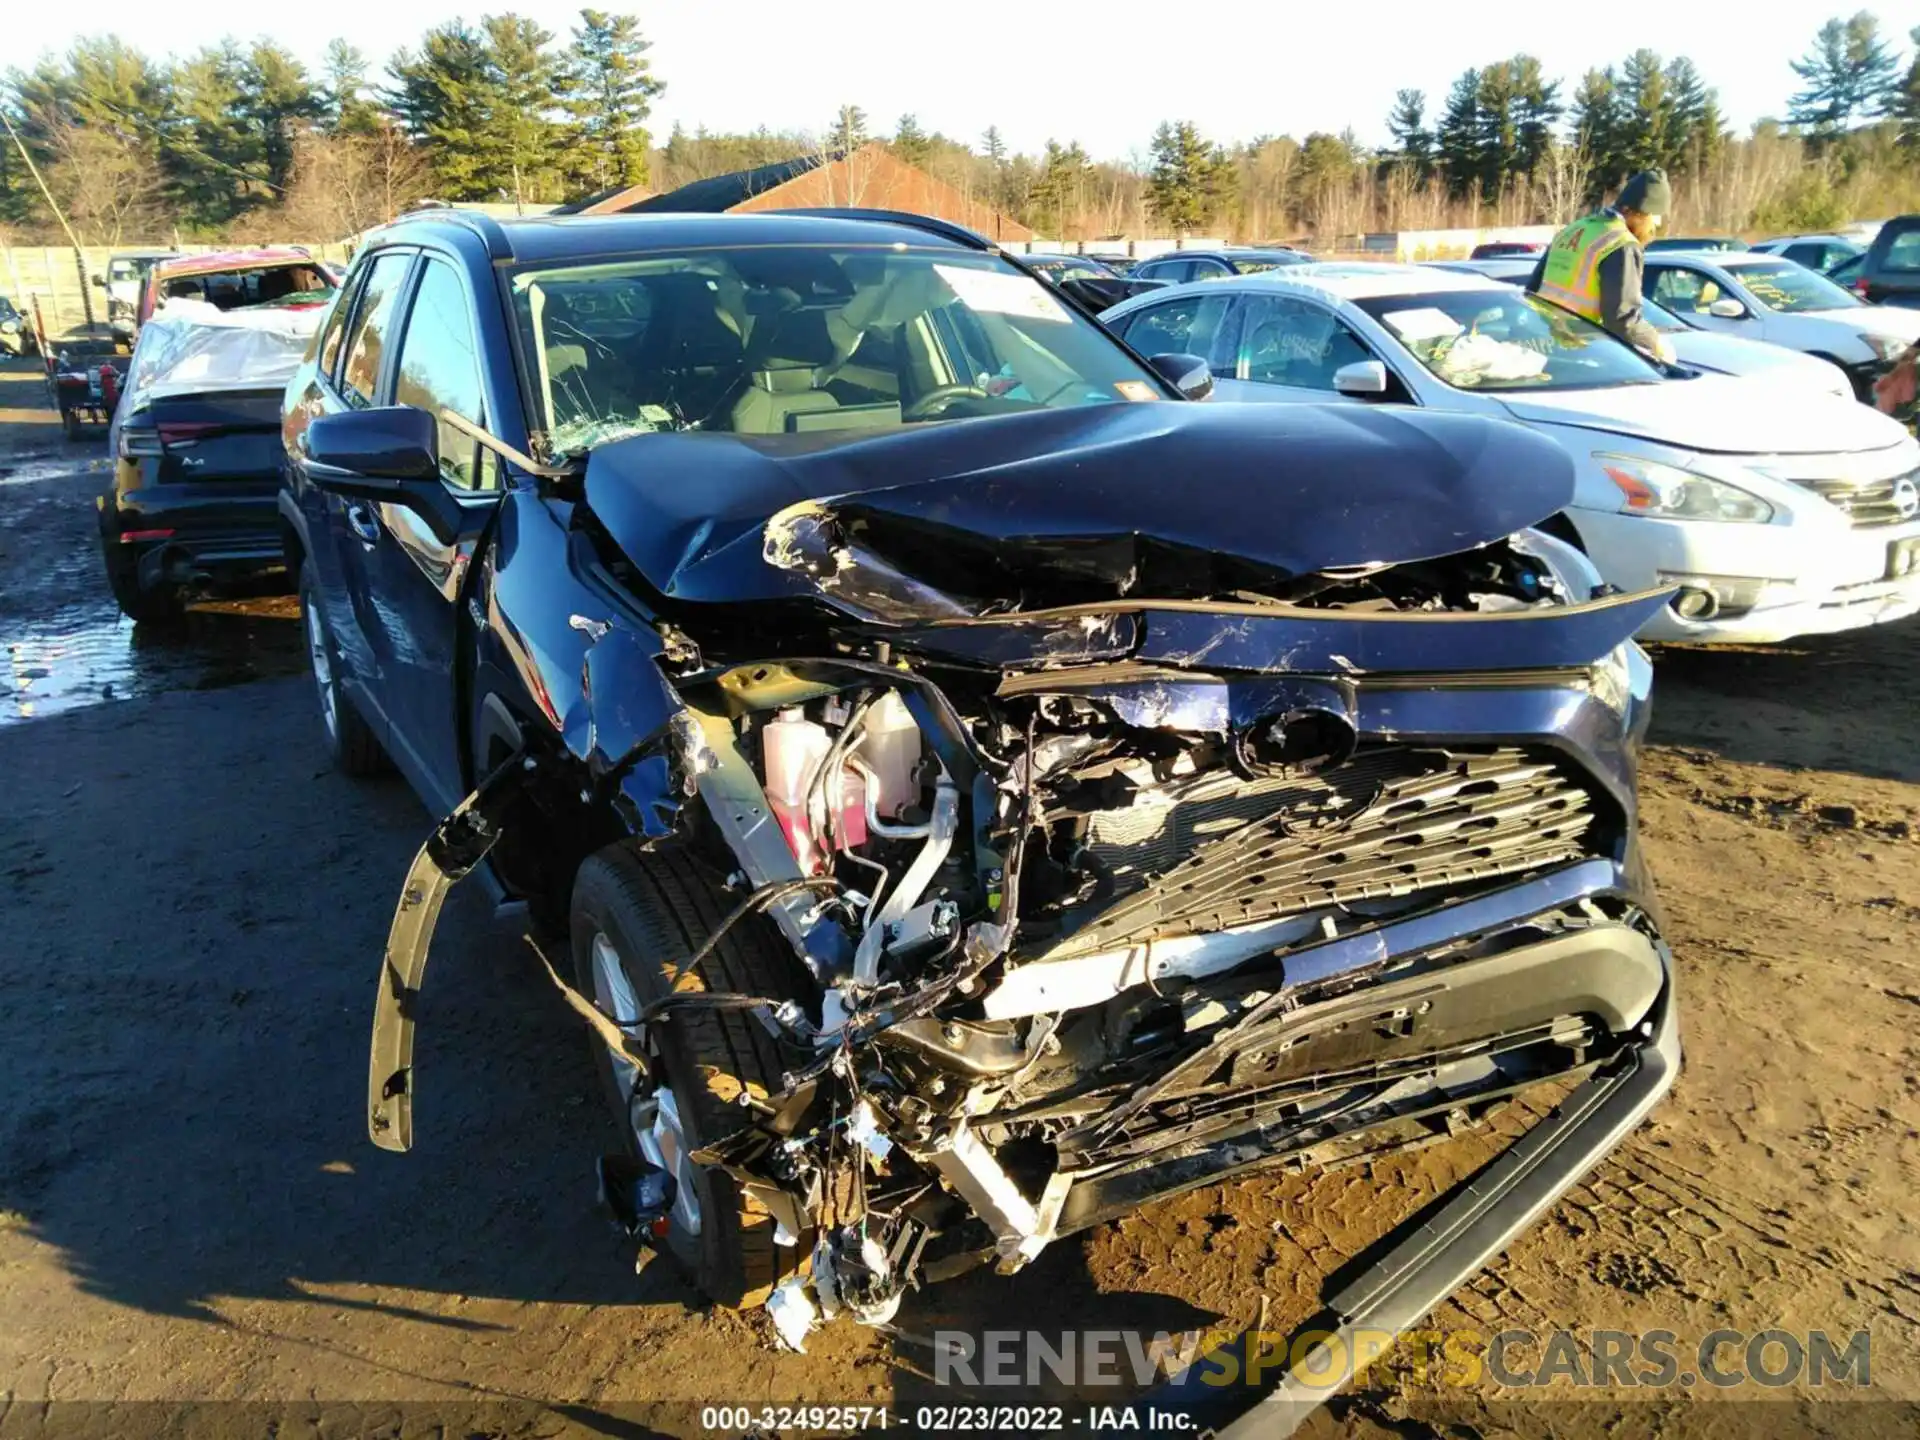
[551,183,656,216]
[581,143,1033,242]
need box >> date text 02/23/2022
[698,1405,1193,1432]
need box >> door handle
[345,502,381,546]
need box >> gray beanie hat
[1618,169,1671,216]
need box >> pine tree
[1146,120,1221,232]
[980,125,1008,208]
[323,41,383,136]
[1789,12,1902,134]
[1385,89,1432,178]
[560,9,665,194]
[1899,26,1920,150]
[386,22,502,200]
[1511,56,1561,181]
[1434,69,1482,200]
[8,39,173,238]
[1029,139,1090,234]
[1665,57,1725,173]
[240,42,323,200]
[1474,62,1519,200]
[891,114,930,167]
[1571,67,1627,200]
[484,15,568,206]
[166,44,259,228]
[829,104,868,154]
[1619,49,1675,173]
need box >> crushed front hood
[582,401,1575,607]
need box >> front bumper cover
[1143,945,1679,1435]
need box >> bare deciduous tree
[1536,139,1594,225]
[276,124,432,241]
[43,122,170,245]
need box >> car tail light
[1853,277,1871,298]
[157,421,220,449]
[119,428,164,459]
[118,528,176,544]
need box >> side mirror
[90,273,106,288]
[1333,359,1390,397]
[302,407,468,543]
[305,406,439,487]
[1147,352,1215,401]
[1707,297,1748,319]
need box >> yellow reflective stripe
[1571,226,1628,291]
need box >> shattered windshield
[508,245,1167,455]
[1355,290,1665,391]
[154,263,335,315]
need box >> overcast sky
[23,1,1857,159]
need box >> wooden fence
[1,243,353,341]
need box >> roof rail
[388,202,515,261]
[763,207,996,252]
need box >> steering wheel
[902,383,991,421]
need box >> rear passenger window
[393,259,490,489]
[340,252,413,408]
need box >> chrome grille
[1067,748,1598,955]
[1794,468,1920,528]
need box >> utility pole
[1,108,98,331]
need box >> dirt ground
[3,352,1919,1439]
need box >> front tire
[569,845,806,1308]
[299,565,385,776]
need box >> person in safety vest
[1528,169,1675,364]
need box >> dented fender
[561,622,703,840]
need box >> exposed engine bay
[511,525,1666,1344]
[360,394,1677,1359]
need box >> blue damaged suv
[279,205,1678,1422]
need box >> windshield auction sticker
[1380,307,1466,342]
[936,264,1071,323]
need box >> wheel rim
[304,600,338,740]
[590,931,702,1236]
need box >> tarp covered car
[100,299,326,621]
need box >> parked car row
[1427,257,1856,399]
[1102,261,1920,645]
[76,205,1920,1432]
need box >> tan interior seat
[732,369,840,434]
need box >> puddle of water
[3,593,308,726]
[0,456,110,487]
